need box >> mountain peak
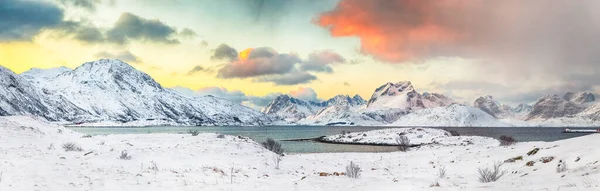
[563,91,595,104]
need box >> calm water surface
[68,126,598,153]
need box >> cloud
[55,21,105,43]
[317,0,600,104]
[186,65,206,75]
[217,47,300,78]
[106,12,180,45]
[171,86,282,110]
[213,44,347,85]
[0,0,64,41]
[211,44,238,61]
[256,72,316,85]
[179,28,197,39]
[200,40,209,47]
[94,50,140,63]
[316,0,600,71]
[58,0,101,12]
[300,50,346,73]
[247,92,282,107]
[290,87,320,102]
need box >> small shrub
[62,142,83,152]
[498,135,516,146]
[188,129,200,136]
[396,135,410,152]
[57,129,63,134]
[540,156,555,163]
[557,160,568,173]
[149,161,159,173]
[119,150,132,160]
[98,141,105,145]
[81,134,93,138]
[438,166,447,179]
[526,161,535,166]
[504,156,523,163]
[48,143,54,150]
[261,138,284,155]
[217,134,226,138]
[430,181,440,187]
[527,148,540,156]
[477,161,506,183]
[345,161,362,178]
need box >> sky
[2,0,600,109]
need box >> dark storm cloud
[106,12,180,45]
[0,0,64,41]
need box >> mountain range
[1,59,599,127]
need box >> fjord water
[68,126,598,153]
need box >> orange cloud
[239,48,253,61]
[316,0,462,63]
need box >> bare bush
[345,161,362,178]
[62,142,83,152]
[478,162,506,183]
[261,138,284,155]
[396,135,410,152]
[430,181,440,187]
[119,150,132,160]
[557,160,568,173]
[149,161,159,173]
[438,166,447,179]
[48,143,54,150]
[499,135,517,146]
[187,129,200,136]
[273,155,282,169]
[217,134,225,138]
[81,134,93,138]
[98,141,105,145]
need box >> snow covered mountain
[563,92,595,104]
[298,95,382,125]
[261,94,367,123]
[0,66,89,121]
[391,104,512,127]
[473,95,513,119]
[260,94,325,122]
[366,81,454,109]
[526,94,586,120]
[361,81,455,123]
[14,59,272,126]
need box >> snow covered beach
[1,116,600,191]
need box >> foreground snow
[1,116,599,191]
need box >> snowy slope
[391,104,513,127]
[0,66,89,121]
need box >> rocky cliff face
[563,92,595,104]
[526,94,586,120]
